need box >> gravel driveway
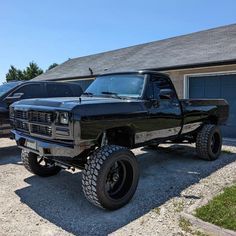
[0,138,235,236]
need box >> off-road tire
[196,124,222,161]
[82,145,139,210]
[21,150,61,177]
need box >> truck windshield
[0,81,21,97]
[85,74,145,98]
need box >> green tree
[47,63,58,71]
[23,62,43,80]
[6,65,24,82]
[5,62,48,82]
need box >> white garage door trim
[183,70,236,99]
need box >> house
[33,24,236,138]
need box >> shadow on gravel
[0,145,21,165]
[16,145,236,236]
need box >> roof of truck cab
[98,70,169,77]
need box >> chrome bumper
[11,130,82,158]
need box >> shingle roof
[34,24,236,81]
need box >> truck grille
[15,110,28,120]
[14,110,54,137]
[31,124,52,137]
[15,120,29,132]
[29,111,53,124]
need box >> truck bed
[180,99,229,125]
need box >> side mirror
[159,89,175,100]
[12,93,24,99]
[5,93,24,105]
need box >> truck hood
[11,96,146,116]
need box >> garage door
[189,74,236,139]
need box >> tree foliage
[47,63,58,71]
[5,62,57,82]
[23,62,43,80]
[6,66,24,82]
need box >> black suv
[0,81,83,137]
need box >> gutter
[148,59,236,72]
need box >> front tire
[196,124,222,161]
[21,150,61,177]
[82,145,139,210]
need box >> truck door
[145,75,182,140]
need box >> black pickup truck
[0,81,83,137]
[10,71,229,210]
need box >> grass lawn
[195,184,236,231]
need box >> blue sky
[1,0,236,83]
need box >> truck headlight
[59,112,69,125]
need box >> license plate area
[25,140,37,150]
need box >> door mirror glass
[12,92,24,99]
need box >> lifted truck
[10,71,229,210]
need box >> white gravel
[0,138,235,236]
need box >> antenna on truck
[89,67,93,75]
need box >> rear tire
[82,145,139,210]
[196,124,222,161]
[21,150,61,177]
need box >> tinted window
[46,83,73,97]
[67,83,83,97]
[151,76,177,100]
[13,84,45,99]
[0,81,22,97]
[145,81,154,99]
[73,80,93,91]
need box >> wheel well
[99,126,135,148]
[207,115,219,125]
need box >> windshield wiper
[82,92,93,97]
[101,91,122,99]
